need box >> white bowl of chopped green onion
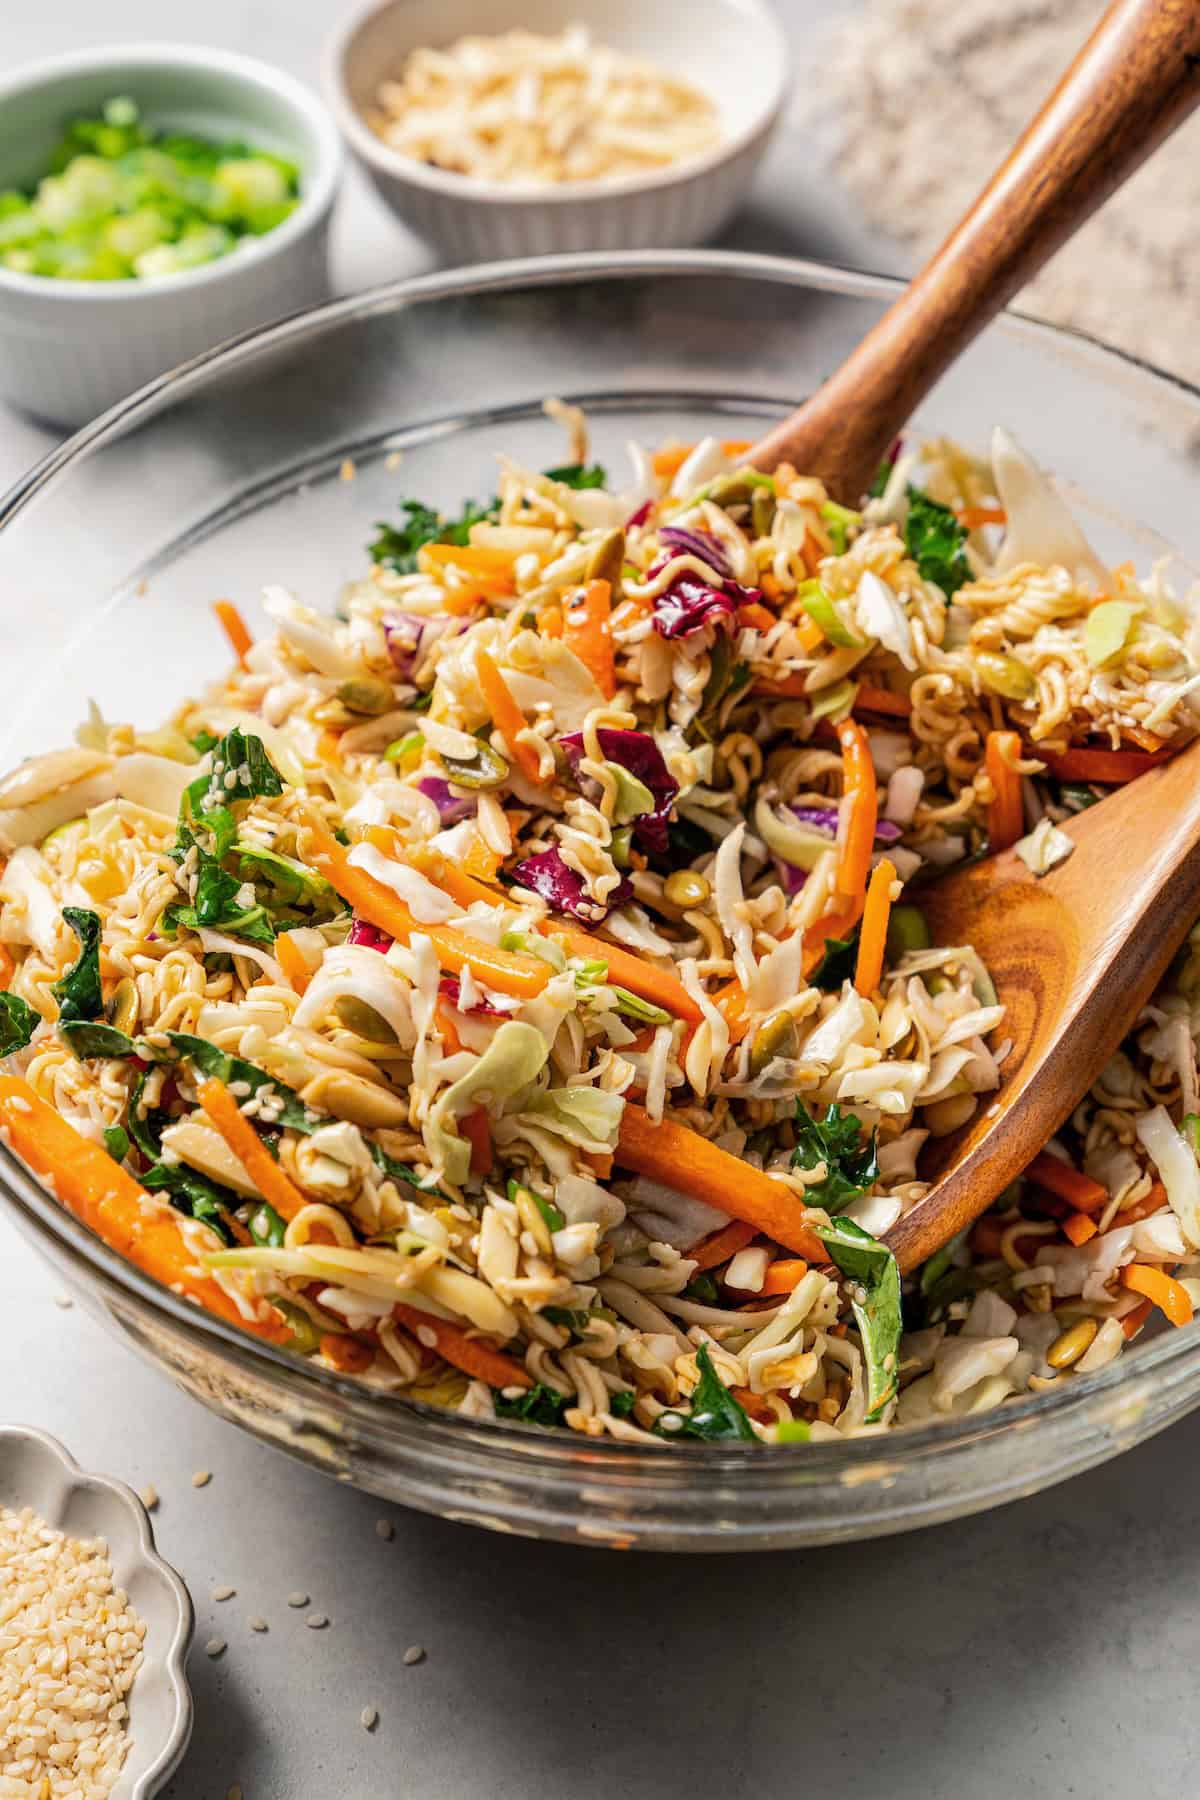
[0,44,342,428]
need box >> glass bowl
[4,250,1199,1551]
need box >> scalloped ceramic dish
[0,1427,193,1797]
[3,252,1200,1551]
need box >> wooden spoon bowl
[887,739,1200,1272]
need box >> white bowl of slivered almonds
[0,1428,193,1800]
[324,0,788,260]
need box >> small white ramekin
[0,1426,194,1798]
[324,0,788,262]
[0,45,343,429]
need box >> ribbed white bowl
[324,0,788,261]
[0,45,342,429]
[0,1427,193,1798]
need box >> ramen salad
[4,412,1200,1446]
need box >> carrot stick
[738,601,778,635]
[564,579,615,699]
[274,931,311,995]
[1037,744,1175,783]
[0,945,14,989]
[688,1219,758,1272]
[710,978,753,1045]
[721,438,753,458]
[968,1214,1048,1263]
[1114,1181,1169,1227]
[956,506,1007,529]
[461,1105,492,1177]
[1062,1211,1098,1247]
[212,599,253,669]
[854,858,897,996]
[752,672,811,699]
[548,923,703,1025]
[617,1104,823,1259]
[476,648,546,785]
[652,443,692,479]
[801,894,865,978]
[1025,1150,1108,1213]
[320,1332,375,1374]
[1120,1262,1194,1327]
[418,544,516,589]
[760,1258,810,1295]
[198,1078,309,1223]
[853,683,912,718]
[836,719,877,900]
[0,1076,287,1341]
[1121,1297,1154,1339]
[392,1301,532,1390]
[730,1386,775,1423]
[1123,726,1166,754]
[985,729,1024,852]
[304,822,550,1000]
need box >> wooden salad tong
[747,0,1200,1269]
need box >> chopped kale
[50,908,103,1025]
[808,927,860,992]
[0,992,39,1057]
[654,1343,757,1443]
[904,487,970,598]
[791,1103,879,1213]
[493,1383,572,1429]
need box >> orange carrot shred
[0,945,14,989]
[956,505,1007,529]
[1121,1297,1154,1339]
[476,648,546,785]
[760,1258,810,1295]
[274,931,311,995]
[461,1105,493,1177]
[198,1078,309,1223]
[320,1332,375,1374]
[1025,1151,1108,1213]
[836,719,877,901]
[1036,744,1175,785]
[564,579,615,698]
[985,729,1025,852]
[212,600,253,669]
[855,858,897,996]
[1120,1262,1194,1327]
[392,1302,532,1391]
[688,1220,758,1272]
[1062,1211,1098,1247]
[853,683,912,719]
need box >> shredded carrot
[439,586,489,617]
[853,682,912,718]
[563,579,615,699]
[476,648,546,786]
[0,1076,287,1341]
[969,1215,1047,1263]
[760,1258,810,1295]
[305,821,550,999]
[800,532,824,577]
[418,543,515,589]
[618,1105,823,1259]
[1122,726,1167,754]
[320,1332,375,1374]
[536,602,564,639]
[461,835,502,882]
[1120,1262,1194,1327]
[1025,1150,1108,1213]
[956,505,1007,529]
[854,858,897,996]
[738,601,778,635]
[721,438,753,458]
[392,1301,532,1390]
[731,1386,774,1423]
[584,1150,614,1182]
[801,894,865,977]
[1062,1211,1098,1247]
[710,978,753,1045]
[212,599,253,669]
[1036,744,1174,784]
[0,945,13,989]
[274,931,311,995]
[198,1078,309,1223]
[835,719,877,901]
[688,1219,758,1272]
[760,572,782,603]
[435,1002,463,1054]
[461,1105,493,1178]
[985,729,1025,852]
[751,672,811,699]
[652,443,692,479]
[1114,1182,1169,1227]
[1121,1297,1154,1339]
[548,923,703,1025]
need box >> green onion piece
[1085,600,1139,668]
[774,1418,812,1444]
[798,580,865,649]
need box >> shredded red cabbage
[512,847,632,923]
[626,500,653,529]
[382,612,426,677]
[657,526,734,579]
[559,727,678,854]
[652,571,763,640]
[416,776,477,825]
[347,919,394,953]
[787,803,902,845]
[438,975,507,1017]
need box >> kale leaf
[142,1160,238,1246]
[655,1343,757,1443]
[165,1033,318,1133]
[50,908,103,1025]
[544,462,608,489]
[0,991,40,1057]
[904,487,971,598]
[493,1383,572,1428]
[813,1216,902,1422]
[103,1124,130,1163]
[369,494,500,573]
[808,928,860,992]
[203,728,284,806]
[59,1021,138,1060]
[791,1103,879,1213]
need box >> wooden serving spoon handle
[749,0,1200,500]
[887,738,1200,1274]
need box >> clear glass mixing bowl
[4,251,1199,1550]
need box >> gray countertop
[3,5,1196,1797]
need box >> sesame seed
[375,1518,394,1541]
[287,1591,309,1608]
[403,1645,425,1666]
[192,1470,212,1489]
[205,1637,226,1658]
[138,1484,159,1511]
[248,1616,268,1633]
[360,1707,378,1731]
[52,1293,73,1309]
[306,1613,329,1630]
[212,1585,236,1602]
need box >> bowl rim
[3,246,1200,1510]
[0,1424,194,1796]
[321,0,789,207]
[0,41,343,304]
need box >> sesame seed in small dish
[0,1428,192,1799]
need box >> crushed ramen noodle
[3,416,1200,1446]
[368,26,721,185]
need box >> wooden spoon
[744,0,1200,1269]
[748,0,1200,501]
[887,742,1200,1273]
